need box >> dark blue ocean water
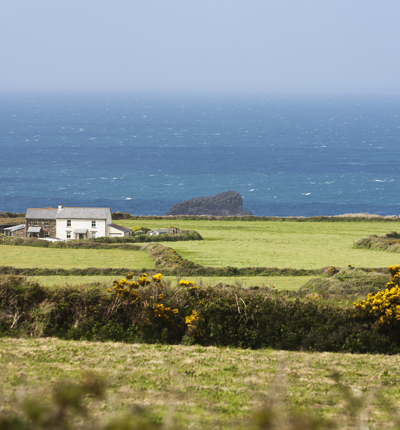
[1,93,400,216]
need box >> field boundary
[113,213,400,222]
[0,230,202,249]
[355,233,400,253]
[0,274,398,353]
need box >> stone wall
[12,227,27,238]
[26,219,57,238]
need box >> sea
[1,92,400,217]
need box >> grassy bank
[355,232,400,253]
[115,219,400,269]
[2,338,400,429]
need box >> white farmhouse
[25,204,132,240]
[56,206,113,240]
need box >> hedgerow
[0,230,202,249]
[354,232,400,252]
[1,272,400,353]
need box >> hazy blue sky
[1,0,399,94]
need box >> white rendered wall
[56,219,107,240]
[108,225,124,237]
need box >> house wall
[108,225,125,237]
[12,228,27,238]
[105,212,113,236]
[56,219,107,240]
[26,219,57,238]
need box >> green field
[2,338,400,429]
[120,219,400,269]
[0,245,154,269]
[29,275,315,290]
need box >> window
[44,232,49,238]
[4,230,10,237]
[33,220,38,226]
[92,232,96,238]
[67,220,71,227]
[66,232,71,239]
[91,220,96,227]
[44,220,49,227]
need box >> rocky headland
[165,191,253,216]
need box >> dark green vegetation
[0,270,398,354]
[355,231,400,252]
[0,229,202,248]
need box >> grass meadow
[2,221,400,428]
[0,245,154,269]
[2,337,400,429]
[29,274,315,290]
[120,219,400,269]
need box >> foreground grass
[2,338,400,429]
[29,275,316,290]
[119,219,400,269]
[0,245,154,269]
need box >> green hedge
[0,266,146,276]
[0,231,202,249]
[94,230,203,243]
[355,233,400,253]
[0,275,398,353]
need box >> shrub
[3,271,400,353]
[354,265,400,327]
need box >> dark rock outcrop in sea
[165,191,253,216]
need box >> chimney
[58,203,62,210]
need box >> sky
[1,0,400,94]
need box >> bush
[354,265,400,327]
[2,271,400,353]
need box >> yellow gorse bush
[185,310,199,327]
[110,277,141,303]
[354,265,400,326]
[179,279,194,287]
[328,265,338,276]
[152,273,162,283]
[108,272,182,329]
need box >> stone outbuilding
[3,224,26,237]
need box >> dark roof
[56,208,111,220]
[108,224,132,233]
[26,208,58,219]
